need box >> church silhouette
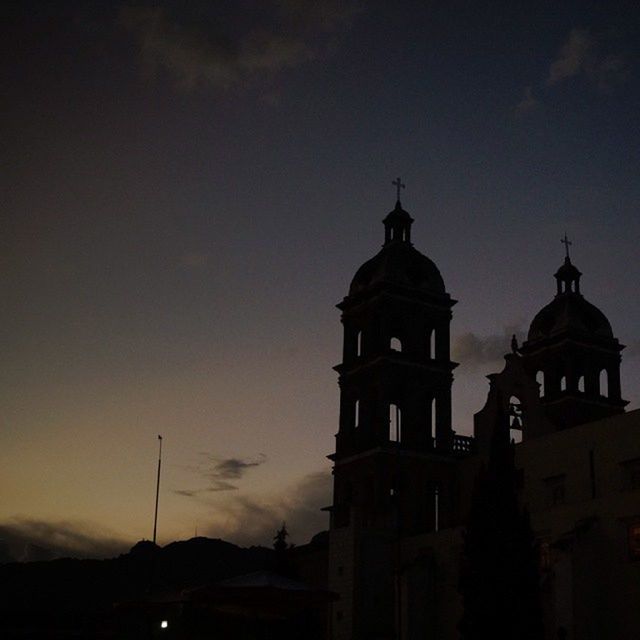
[326,185,640,640]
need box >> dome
[349,241,445,296]
[527,293,613,342]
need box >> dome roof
[349,241,445,296]
[527,293,613,342]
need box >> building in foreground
[326,196,640,639]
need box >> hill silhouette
[0,534,321,638]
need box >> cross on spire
[561,233,572,259]
[392,177,405,203]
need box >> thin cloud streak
[174,454,267,496]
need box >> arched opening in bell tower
[509,395,523,444]
[600,369,609,397]
[389,404,401,442]
[536,370,545,396]
[429,397,435,443]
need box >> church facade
[326,196,640,639]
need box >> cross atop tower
[561,233,572,259]
[392,177,405,203]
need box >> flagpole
[152,435,162,544]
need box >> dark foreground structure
[326,197,640,639]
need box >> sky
[2,0,640,558]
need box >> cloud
[453,325,526,368]
[174,454,267,496]
[0,519,129,563]
[211,456,266,479]
[546,27,629,90]
[121,1,361,90]
[516,27,629,113]
[203,470,331,546]
[547,27,593,86]
[514,85,539,116]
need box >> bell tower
[327,186,469,640]
[519,240,627,430]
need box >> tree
[459,401,543,640]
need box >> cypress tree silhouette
[459,400,543,640]
[273,522,295,577]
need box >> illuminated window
[560,376,567,392]
[628,523,640,560]
[160,620,168,629]
[390,336,402,352]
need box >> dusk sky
[3,0,640,557]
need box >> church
[325,190,640,639]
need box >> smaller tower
[519,247,627,430]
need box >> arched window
[389,404,401,442]
[354,400,360,428]
[578,375,585,393]
[356,331,362,357]
[536,371,545,397]
[600,369,608,397]
[390,337,402,352]
[560,376,567,392]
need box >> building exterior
[327,197,640,639]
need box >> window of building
[628,523,640,560]
[578,375,585,392]
[560,376,567,392]
[621,458,640,491]
[356,330,362,357]
[434,484,440,532]
[354,400,360,428]
[390,336,402,352]
[389,404,401,442]
[429,329,436,359]
[544,475,566,507]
